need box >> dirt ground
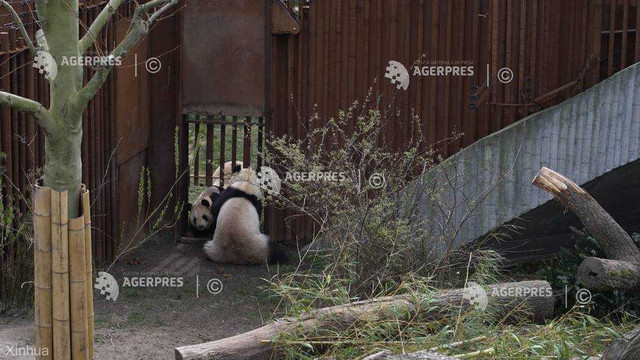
[0,232,297,359]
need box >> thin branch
[146,0,177,23]
[0,0,37,54]
[0,91,53,133]
[79,0,126,55]
[76,0,178,108]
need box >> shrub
[0,153,37,312]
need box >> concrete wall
[408,62,640,255]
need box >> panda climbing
[187,161,244,237]
[203,168,288,265]
[212,160,244,188]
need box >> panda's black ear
[201,198,211,208]
[232,164,242,173]
[186,203,192,211]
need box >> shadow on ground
[0,232,296,359]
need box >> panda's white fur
[212,161,244,188]
[203,168,287,265]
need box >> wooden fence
[267,0,640,243]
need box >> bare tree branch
[78,0,126,55]
[0,0,37,54]
[0,91,53,133]
[76,0,178,108]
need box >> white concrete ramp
[407,62,640,253]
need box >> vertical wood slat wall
[269,0,640,243]
[0,0,118,268]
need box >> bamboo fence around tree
[34,182,95,360]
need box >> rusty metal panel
[267,0,640,242]
[182,0,267,116]
[115,18,150,165]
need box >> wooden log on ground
[362,350,458,360]
[82,187,95,359]
[34,184,53,360]
[175,280,553,360]
[601,325,640,360]
[577,257,640,291]
[51,189,71,359]
[532,167,640,291]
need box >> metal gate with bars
[178,114,267,240]
[185,114,266,193]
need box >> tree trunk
[601,326,640,360]
[531,167,640,291]
[36,0,85,217]
[174,280,553,360]
[44,127,83,217]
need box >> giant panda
[187,185,223,235]
[203,168,288,265]
[212,160,244,188]
[187,161,244,237]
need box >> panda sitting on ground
[203,168,288,265]
[186,161,243,238]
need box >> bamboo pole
[82,186,95,359]
[51,189,70,360]
[34,184,52,359]
[69,215,88,359]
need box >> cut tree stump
[175,280,552,360]
[532,167,640,291]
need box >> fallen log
[532,167,640,291]
[601,325,640,360]
[362,350,458,360]
[175,280,553,360]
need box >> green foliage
[268,269,635,359]
[262,95,640,359]
[267,92,448,294]
[0,155,39,312]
